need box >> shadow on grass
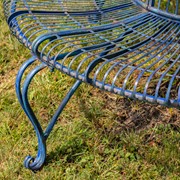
[45,89,180,169]
[78,90,180,132]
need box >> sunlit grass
[0,3,180,180]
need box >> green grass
[0,4,180,180]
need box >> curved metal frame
[134,0,180,21]
[16,56,81,170]
[3,0,180,171]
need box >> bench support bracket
[15,56,82,171]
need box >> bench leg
[15,56,82,171]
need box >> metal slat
[3,0,180,108]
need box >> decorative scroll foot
[16,56,47,170]
[15,56,82,171]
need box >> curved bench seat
[32,12,180,108]
[4,0,180,107]
[4,0,142,48]
[3,0,180,171]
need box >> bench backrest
[134,0,180,20]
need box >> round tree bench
[3,0,180,170]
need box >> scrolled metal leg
[15,56,82,171]
[22,64,47,170]
[16,57,47,170]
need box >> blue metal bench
[3,0,180,171]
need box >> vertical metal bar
[148,0,155,6]
[175,0,179,14]
[166,0,171,12]
[150,0,155,6]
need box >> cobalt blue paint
[3,0,180,170]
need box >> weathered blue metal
[15,56,82,170]
[3,0,180,170]
[134,0,180,20]
[15,57,47,170]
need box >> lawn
[0,2,180,180]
